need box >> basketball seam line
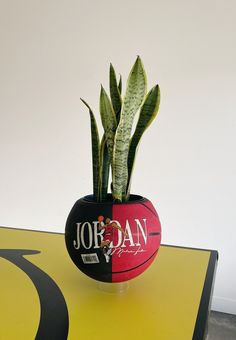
[140,203,158,217]
[111,248,159,274]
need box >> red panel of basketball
[111,199,161,282]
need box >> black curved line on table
[0,249,69,340]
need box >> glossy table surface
[0,227,218,340]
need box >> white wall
[0,0,235,314]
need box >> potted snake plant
[65,56,161,283]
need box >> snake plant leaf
[109,64,122,121]
[100,86,117,163]
[113,56,147,201]
[126,84,161,198]
[99,134,110,201]
[80,98,100,201]
[118,75,122,95]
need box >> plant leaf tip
[80,97,87,105]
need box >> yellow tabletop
[0,227,217,340]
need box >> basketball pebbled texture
[65,195,161,283]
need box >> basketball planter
[65,195,161,282]
[65,57,161,283]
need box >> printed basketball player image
[98,216,127,263]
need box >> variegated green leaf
[100,86,117,163]
[112,56,147,201]
[126,85,161,199]
[118,75,122,95]
[109,64,122,121]
[80,98,100,200]
[99,134,110,201]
